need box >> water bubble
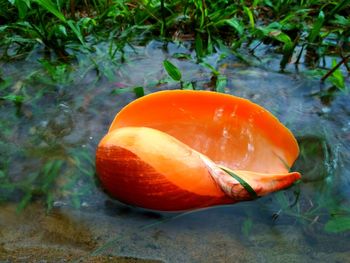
[321,107,331,113]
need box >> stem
[160,0,166,36]
[321,54,350,83]
[295,44,305,65]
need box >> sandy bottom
[1,201,349,263]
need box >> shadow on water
[0,41,350,262]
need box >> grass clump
[0,1,348,60]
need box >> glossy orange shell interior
[96,90,300,211]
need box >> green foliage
[163,59,182,81]
[329,59,346,90]
[111,86,145,98]
[0,0,349,75]
[325,216,350,233]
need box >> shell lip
[108,89,300,168]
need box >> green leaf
[0,94,24,103]
[182,82,194,90]
[224,18,244,35]
[200,62,219,75]
[34,0,67,22]
[42,160,64,191]
[15,0,30,19]
[331,14,350,27]
[329,0,350,18]
[172,53,192,60]
[57,24,67,36]
[133,86,145,98]
[330,59,345,90]
[243,6,255,29]
[308,10,325,43]
[325,216,350,233]
[67,20,85,45]
[111,86,145,98]
[163,60,182,81]
[215,75,227,93]
[195,34,204,59]
[219,165,258,199]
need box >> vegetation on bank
[0,0,349,70]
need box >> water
[0,41,349,262]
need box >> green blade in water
[219,166,258,199]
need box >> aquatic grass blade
[242,218,253,237]
[163,59,182,81]
[219,166,258,199]
[16,191,32,213]
[324,216,350,233]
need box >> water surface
[0,41,349,262]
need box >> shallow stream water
[0,41,349,262]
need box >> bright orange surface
[96,90,301,211]
[109,90,299,173]
[98,127,226,197]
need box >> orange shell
[96,90,301,211]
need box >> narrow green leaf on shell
[219,166,258,199]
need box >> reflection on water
[0,41,349,262]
